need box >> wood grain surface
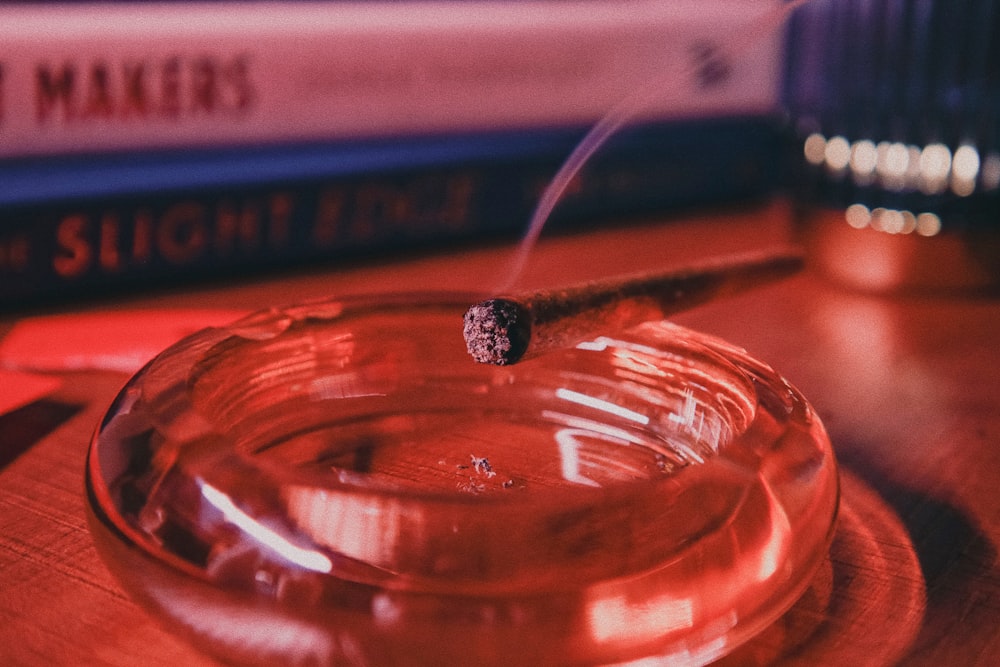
[2,201,998,665]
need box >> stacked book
[0,0,788,308]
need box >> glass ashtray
[85,292,839,666]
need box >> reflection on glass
[555,387,650,425]
[201,482,333,574]
[833,202,943,238]
[849,139,878,186]
[802,132,995,199]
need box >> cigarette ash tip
[463,298,530,365]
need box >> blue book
[0,117,783,309]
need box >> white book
[0,0,784,158]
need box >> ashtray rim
[85,290,840,667]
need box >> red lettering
[191,57,217,113]
[99,213,123,271]
[313,189,346,246]
[33,55,255,125]
[159,57,181,118]
[267,193,294,247]
[157,203,208,264]
[53,215,92,278]
[36,63,75,123]
[216,200,262,255]
[0,234,30,273]
[132,209,154,265]
[122,62,149,118]
[225,54,255,111]
[82,62,114,119]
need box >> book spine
[0,0,784,158]
[0,118,782,308]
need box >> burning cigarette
[463,250,803,365]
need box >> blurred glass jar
[783,0,1000,292]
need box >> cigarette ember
[464,250,803,365]
[463,299,530,365]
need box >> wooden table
[2,200,998,665]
